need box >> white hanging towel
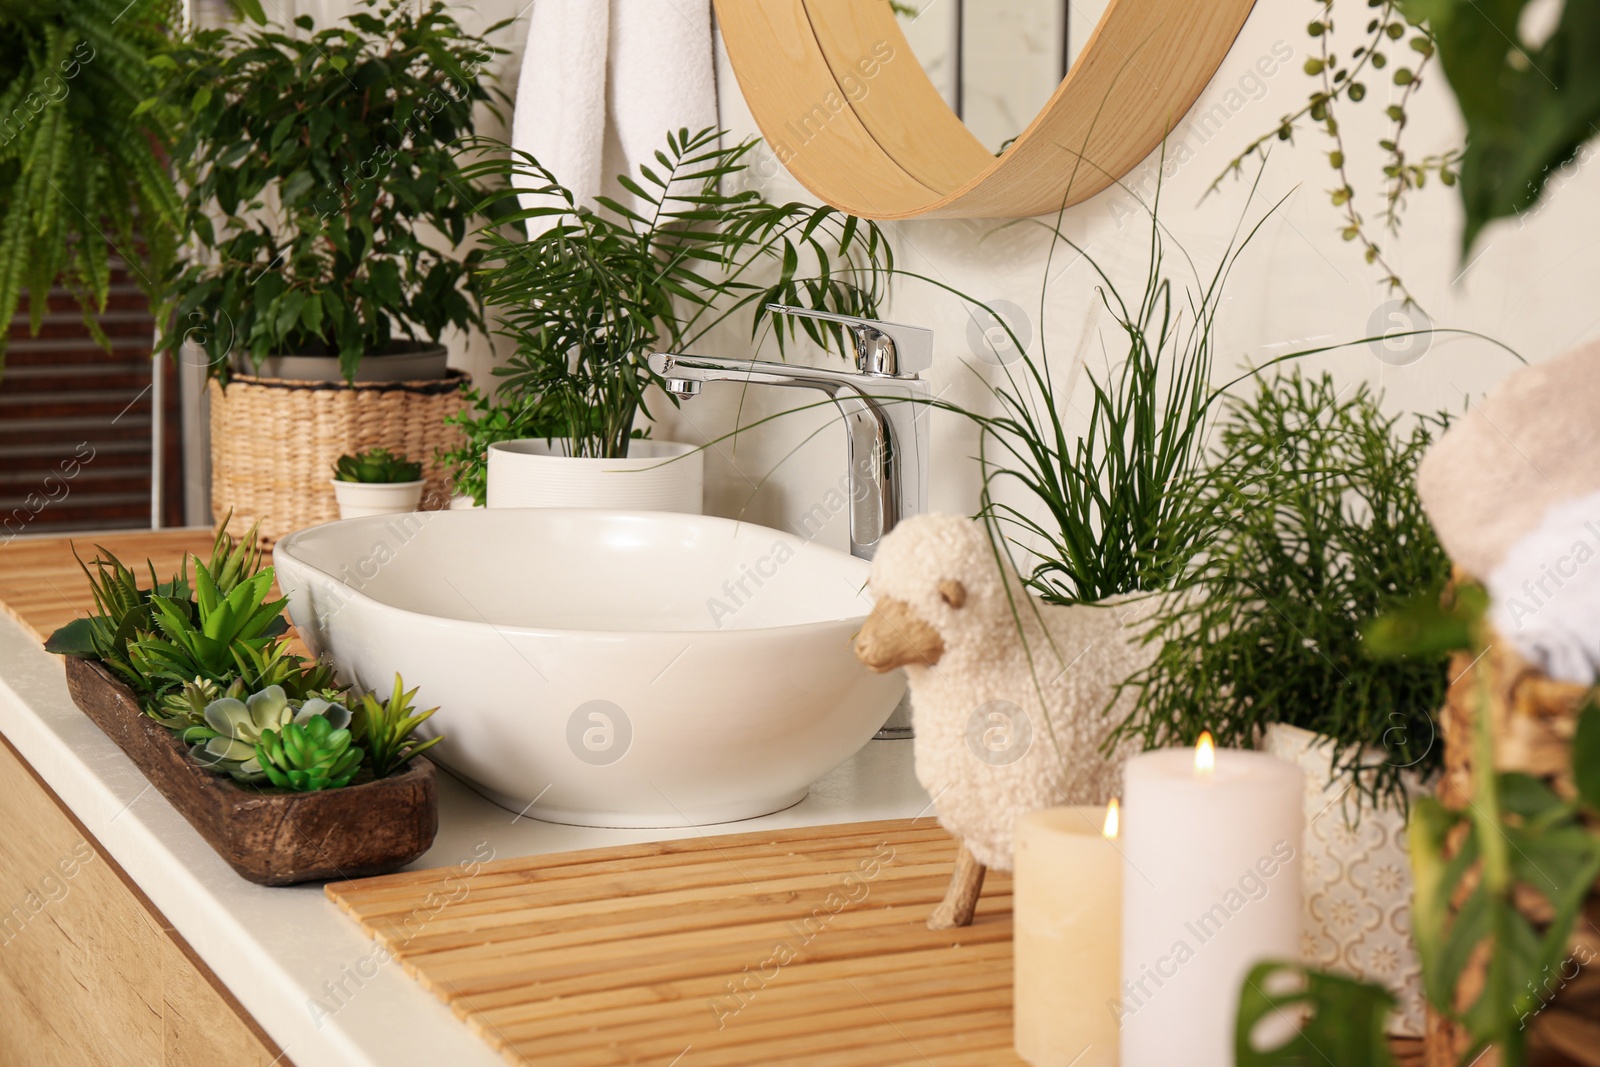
[511,0,719,220]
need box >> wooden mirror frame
[714,0,1259,219]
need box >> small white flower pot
[330,479,425,520]
[486,439,703,513]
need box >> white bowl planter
[330,479,425,521]
[486,439,703,513]
[1262,722,1425,1036]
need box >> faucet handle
[766,304,932,377]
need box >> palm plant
[0,0,183,370]
[456,127,895,460]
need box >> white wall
[293,1,1600,557]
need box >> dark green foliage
[1397,0,1600,253]
[333,447,422,484]
[1234,961,1397,1067]
[156,0,507,380]
[457,127,894,459]
[353,673,441,778]
[0,0,182,370]
[256,717,363,791]
[1116,371,1453,808]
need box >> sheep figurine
[853,513,1156,928]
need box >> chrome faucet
[648,304,932,562]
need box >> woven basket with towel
[1417,342,1600,1066]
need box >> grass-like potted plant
[44,522,442,884]
[331,448,425,519]
[0,0,181,369]
[449,127,895,512]
[155,0,505,541]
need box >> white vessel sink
[273,509,904,827]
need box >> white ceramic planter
[486,439,702,513]
[330,479,425,521]
[1262,722,1424,1036]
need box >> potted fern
[0,0,181,370]
[156,0,504,541]
[451,127,895,511]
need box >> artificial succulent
[183,685,350,783]
[352,673,443,777]
[256,717,364,792]
[332,448,423,484]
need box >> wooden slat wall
[3,262,183,539]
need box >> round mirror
[898,0,1108,155]
[714,0,1258,220]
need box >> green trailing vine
[1212,0,1454,306]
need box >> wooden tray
[64,656,437,886]
[328,818,1024,1067]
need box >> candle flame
[1102,798,1120,839]
[1195,731,1216,775]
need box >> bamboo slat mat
[328,818,1027,1067]
[330,817,1430,1067]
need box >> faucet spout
[648,349,929,561]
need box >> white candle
[1014,803,1122,1067]
[1119,734,1303,1067]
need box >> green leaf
[1575,697,1600,811]
[44,617,100,658]
[1235,961,1397,1067]
[231,0,269,24]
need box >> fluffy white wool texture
[868,514,1155,871]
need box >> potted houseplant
[0,0,181,369]
[1112,369,1454,1036]
[156,0,505,542]
[449,127,895,512]
[44,523,441,884]
[331,448,425,519]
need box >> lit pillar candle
[1014,802,1122,1067]
[1118,734,1303,1067]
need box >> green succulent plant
[127,567,288,693]
[47,519,277,691]
[333,448,423,484]
[353,674,441,777]
[182,684,350,783]
[256,716,363,792]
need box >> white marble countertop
[0,610,931,1067]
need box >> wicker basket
[1427,632,1600,1067]
[208,370,469,545]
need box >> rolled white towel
[1486,486,1600,684]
